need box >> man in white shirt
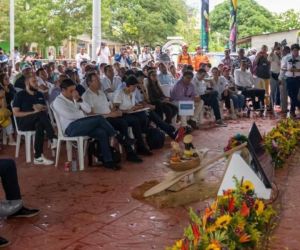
[281,43,300,117]
[78,60,88,86]
[278,46,291,113]
[139,46,153,68]
[268,45,281,108]
[97,42,111,65]
[192,69,225,126]
[157,63,174,98]
[53,78,121,170]
[75,48,90,69]
[82,72,142,163]
[113,75,153,156]
[235,60,265,111]
[101,65,116,94]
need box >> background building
[237,29,300,49]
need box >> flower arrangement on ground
[264,119,300,168]
[167,177,275,250]
[224,134,248,152]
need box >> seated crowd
[0,42,299,247]
[0,42,299,170]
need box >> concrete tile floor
[0,117,281,250]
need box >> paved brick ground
[0,117,279,250]
[270,148,300,250]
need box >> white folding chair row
[50,103,89,171]
[11,103,36,163]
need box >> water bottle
[71,160,77,172]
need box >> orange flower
[240,202,250,217]
[203,207,214,228]
[239,233,251,243]
[223,189,233,196]
[191,223,201,240]
[228,197,235,213]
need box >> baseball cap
[21,63,32,71]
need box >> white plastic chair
[12,113,36,163]
[50,104,89,171]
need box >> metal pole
[201,0,209,52]
[229,0,238,52]
[10,0,15,70]
[92,0,101,61]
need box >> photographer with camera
[281,44,300,118]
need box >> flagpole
[229,0,238,52]
[92,0,101,61]
[10,0,15,70]
[201,0,209,52]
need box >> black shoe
[127,137,136,146]
[0,236,10,248]
[187,119,199,130]
[126,152,143,163]
[9,206,40,218]
[103,161,121,171]
[137,147,153,156]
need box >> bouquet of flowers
[224,134,248,152]
[167,177,275,250]
[264,119,300,168]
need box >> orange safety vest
[178,53,192,66]
[193,54,210,71]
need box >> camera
[288,58,299,76]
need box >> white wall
[251,29,300,50]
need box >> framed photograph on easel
[247,122,274,189]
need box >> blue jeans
[286,77,300,112]
[201,91,221,120]
[65,116,116,163]
[270,74,279,107]
[231,94,245,110]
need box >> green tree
[0,0,9,41]
[0,0,92,52]
[104,0,188,48]
[274,9,300,31]
[0,0,189,52]
[175,14,199,52]
[210,0,275,43]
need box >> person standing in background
[268,43,281,110]
[97,42,111,65]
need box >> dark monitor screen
[247,123,274,188]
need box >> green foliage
[274,9,300,31]
[168,177,276,250]
[0,0,92,51]
[210,0,275,43]
[105,0,188,47]
[175,14,199,52]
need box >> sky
[186,0,300,13]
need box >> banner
[229,0,238,52]
[201,0,209,52]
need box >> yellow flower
[210,200,218,212]
[206,243,221,250]
[241,180,254,193]
[254,200,265,216]
[206,224,217,233]
[175,240,182,248]
[215,215,232,229]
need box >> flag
[229,0,238,52]
[201,0,210,52]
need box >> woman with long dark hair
[147,70,178,124]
